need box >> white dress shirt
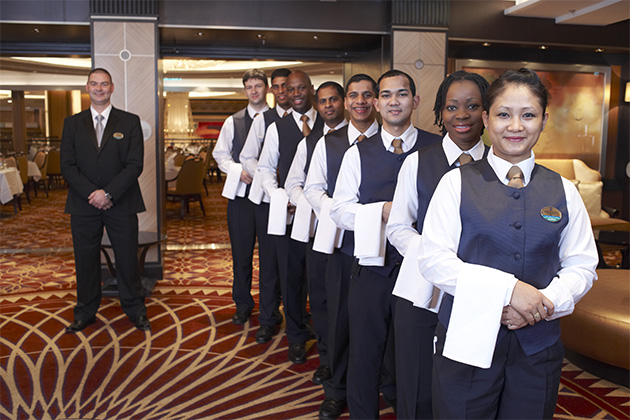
[285,119,348,206]
[304,120,379,217]
[418,147,598,365]
[330,124,418,231]
[257,107,317,197]
[213,103,269,174]
[239,105,291,177]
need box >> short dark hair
[88,67,112,83]
[377,69,416,97]
[433,70,490,136]
[271,68,291,81]
[317,81,344,99]
[486,68,549,114]
[242,69,268,86]
[345,74,377,96]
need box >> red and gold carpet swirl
[1,185,628,419]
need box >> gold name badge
[540,206,562,223]
[113,132,124,140]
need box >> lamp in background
[625,82,630,102]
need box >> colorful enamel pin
[540,206,562,222]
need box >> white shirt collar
[276,105,292,117]
[324,119,348,135]
[90,104,112,124]
[292,107,317,127]
[247,104,269,119]
[347,120,379,146]
[487,146,536,186]
[381,124,417,152]
[442,134,486,166]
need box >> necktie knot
[458,153,473,166]
[392,138,404,155]
[253,112,260,119]
[507,165,524,188]
[282,111,289,117]
[300,114,311,136]
[95,114,104,146]
[355,134,367,144]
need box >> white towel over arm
[222,163,247,199]
[313,196,344,254]
[268,188,290,236]
[354,202,386,266]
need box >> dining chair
[46,149,64,188]
[166,157,206,218]
[32,151,49,197]
[15,155,30,204]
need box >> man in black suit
[61,68,149,332]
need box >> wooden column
[11,91,27,154]
[392,29,446,135]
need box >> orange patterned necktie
[458,153,473,166]
[507,165,524,188]
[300,114,311,136]
[392,138,404,154]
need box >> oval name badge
[540,206,562,223]
[113,132,124,140]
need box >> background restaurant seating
[15,155,30,204]
[537,158,630,231]
[166,157,206,219]
[46,149,64,188]
[32,151,49,198]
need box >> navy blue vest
[438,160,568,356]
[231,108,253,163]
[416,143,489,232]
[323,125,355,256]
[304,124,325,175]
[263,108,283,131]
[358,128,441,276]
[276,113,323,188]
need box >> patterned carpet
[0,184,628,420]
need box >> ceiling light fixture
[539,45,547,50]
[483,42,491,47]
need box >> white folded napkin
[354,202,386,266]
[268,188,290,236]
[290,193,316,243]
[166,154,175,170]
[392,235,442,313]
[442,264,507,369]
[248,171,264,204]
[222,163,247,199]
[313,197,344,254]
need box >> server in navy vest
[239,68,293,344]
[330,70,441,418]
[61,68,149,332]
[257,70,324,364]
[212,69,270,327]
[419,68,598,419]
[285,81,347,385]
[386,71,490,419]
[304,74,379,420]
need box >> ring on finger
[534,312,541,321]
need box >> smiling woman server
[418,68,598,420]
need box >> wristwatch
[104,192,112,201]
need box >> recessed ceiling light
[595,48,604,53]
[313,35,318,40]
[33,28,40,33]
[483,42,491,47]
[539,45,547,50]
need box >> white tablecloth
[0,167,24,204]
[28,161,41,181]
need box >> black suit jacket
[61,107,146,216]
